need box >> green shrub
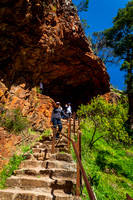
[71,126,133,200]
[77,96,131,148]
[36,86,41,94]
[73,96,133,199]
[0,145,32,189]
[0,108,28,134]
[36,129,52,142]
[43,129,52,137]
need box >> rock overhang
[0,0,110,109]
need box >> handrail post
[73,112,76,136]
[126,194,133,200]
[76,131,81,196]
[67,118,71,153]
[78,117,80,127]
[51,128,56,154]
[52,129,96,200]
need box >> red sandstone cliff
[0,0,111,169]
[0,0,110,109]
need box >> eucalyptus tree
[104,0,133,130]
[77,0,89,12]
[88,32,120,67]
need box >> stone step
[50,153,73,162]
[55,144,68,148]
[32,144,49,149]
[19,159,76,169]
[0,188,81,200]
[41,160,76,170]
[39,142,68,148]
[37,144,50,149]
[41,141,53,145]
[19,160,43,168]
[33,152,51,161]
[24,153,37,160]
[40,147,68,154]
[32,147,68,154]
[0,125,81,199]
[14,168,77,179]
[40,136,52,141]
[40,148,68,154]
[6,176,75,193]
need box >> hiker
[66,103,72,119]
[64,104,68,114]
[39,82,43,94]
[62,104,68,119]
[51,102,68,139]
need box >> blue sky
[72,0,129,90]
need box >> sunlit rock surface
[0,0,110,109]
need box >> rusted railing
[126,194,133,200]
[51,114,96,200]
[51,114,132,200]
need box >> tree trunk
[127,62,133,130]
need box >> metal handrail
[50,113,132,200]
[50,115,96,200]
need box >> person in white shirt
[66,103,72,119]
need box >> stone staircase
[0,134,81,200]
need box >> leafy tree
[104,0,133,130]
[77,96,131,149]
[77,0,89,12]
[81,19,90,31]
[88,32,120,67]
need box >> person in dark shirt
[51,102,67,139]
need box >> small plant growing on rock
[36,129,52,142]
[42,129,52,137]
[0,144,32,189]
[36,86,41,94]
[0,107,28,134]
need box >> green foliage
[0,155,24,189]
[36,86,41,94]
[81,19,90,31]
[104,0,133,129]
[0,108,28,134]
[77,96,131,148]
[104,0,133,59]
[77,0,89,12]
[52,5,56,12]
[0,144,31,189]
[27,128,37,135]
[36,129,52,141]
[72,96,133,199]
[88,32,120,67]
[43,129,52,137]
[71,125,133,199]
[21,144,33,154]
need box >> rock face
[0,0,110,109]
[0,80,54,132]
[0,127,22,170]
[0,80,54,169]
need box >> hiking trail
[0,119,81,200]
